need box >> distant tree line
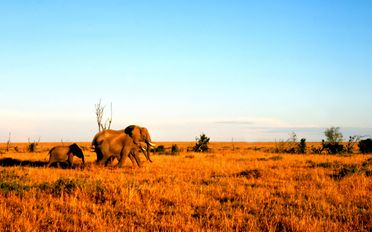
[273,126,372,155]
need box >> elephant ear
[69,143,79,150]
[124,125,141,144]
[140,127,151,142]
[124,125,135,135]
[69,143,84,158]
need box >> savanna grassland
[0,142,371,231]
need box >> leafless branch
[95,99,113,132]
[6,132,11,152]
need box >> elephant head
[124,125,156,162]
[69,143,85,164]
[124,125,156,147]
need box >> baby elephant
[47,143,85,168]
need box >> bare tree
[95,99,112,132]
[6,132,11,152]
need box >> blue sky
[1,1,371,142]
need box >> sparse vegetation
[346,135,361,153]
[273,133,307,154]
[322,127,344,154]
[0,142,371,231]
[193,133,210,152]
[27,137,40,152]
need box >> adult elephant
[92,125,156,167]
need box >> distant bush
[155,145,165,154]
[171,144,180,155]
[345,136,361,153]
[298,138,306,154]
[321,127,350,155]
[272,133,307,154]
[27,137,40,152]
[322,140,344,155]
[358,138,372,154]
[310,145,323,154]
[193,133,210,152]
[28,143,38,152]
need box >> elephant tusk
[148,142,157,147]
[140,147,146,152]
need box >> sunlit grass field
[0,142,371,231]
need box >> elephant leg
[57,162,61,168]
[118,146,131,168]
[95,149,104,165]
[129,151,141,167]
[107,156,116,165]
[47,161,52,168]
[104,156,114,166]
[67,153,74,168]
[133,151,142,167]
[67,160,73,168]
[128,153,136,166]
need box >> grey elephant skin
[47,143,85,168]
[92,125,155,167]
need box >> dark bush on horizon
[193,133,210,152]
[171,144,180,155]
[358,138,372,154]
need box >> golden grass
[0,142,371,231]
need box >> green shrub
[298,138,306,154]
[155,145,165,154]
[322,127,346,154]
[193,133,210,152]
[0,181,30,195]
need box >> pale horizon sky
[1,1,372,142]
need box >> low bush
[193,133,210,152]
[155,145,165,154]
[359,138,372,154]
[171,144,180,155]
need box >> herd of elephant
[47,125,156,168]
